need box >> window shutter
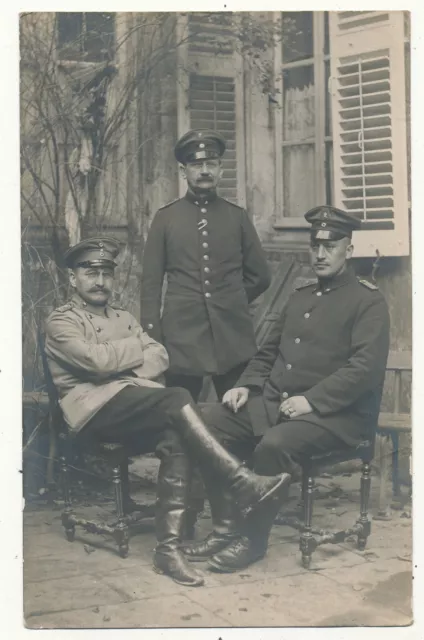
[329,11,409,257]
[187,12,234,55]
[189,74,237,202]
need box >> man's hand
[279,395,313,419]
[222,387,250,413]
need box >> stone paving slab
[182,571,410,627]
[26,593,231,629]
[24,573,127,619]
[319,558,413,617]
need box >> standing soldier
[140,129,271,532]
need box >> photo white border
[1,1,422,638]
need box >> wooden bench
[375,350,412,515]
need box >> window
[57,12,115,62]
[189,74,237,202]
[280,12,331,219]
[277,11,409,257]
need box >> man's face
[69,265,115,306]
[181,159,223,193]
[309,236,353,279]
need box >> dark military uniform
[201,211,390,475]
[140,130,271,398]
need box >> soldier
[182,206,391,573]
[140,129,271,531]
[44,237,290,587]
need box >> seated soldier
[44,237,291,587]
[182,206,390,573]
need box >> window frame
[56,12,116,65]
[274,10,331,228]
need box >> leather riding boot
[182,466,205,541]
[208,490,286,573]
[182,473,240,562]
[179,404,291,516]
[153,454,204,587]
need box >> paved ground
[23,470,413,629]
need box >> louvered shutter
[329,11,409,257]
[189,74,237,202]
[188,12,234,55]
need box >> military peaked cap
[174,129,226,164]
[64,237,120,268]
[304,205,362,240]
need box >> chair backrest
[384,350,412,415]
[37,330,67,435]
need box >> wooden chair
[38,333,154,558]
[375,350,412,515]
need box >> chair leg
[377,433,391,517]
[299,472,315,569]
[112,465,130,558]
[60,455,75,542]
[357,461,372,551]
[391,432,401,498]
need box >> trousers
[200,402,352,476]
[80,386,193,459]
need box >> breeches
[200,403,351,475]
[81,386,193,459]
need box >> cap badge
[321,222,327,228]
[199,143,205,149]
[99,242,104,247]
[323,211,328,218]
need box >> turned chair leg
[357,461,372,550]
[391,432,401,498]
[112,465,130,558]
[60,455,75,542]
[299,471,315,569]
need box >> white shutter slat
[329,11,409,256]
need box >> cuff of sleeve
[303,389,328,415]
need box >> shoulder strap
[358,278,379,291]
[158,197,180,211]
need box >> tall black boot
[182,466,205,541]
[182,472,240,562]
[179,404,291,516]
[208,491,285,573]
[153,454,204,587]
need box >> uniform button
[195,201,199,205]
[82,302,87,307]
[147,323,153,330]
[205,293,211,299]
[202,230,208,237]
[204,201,208,205]
[116,313,120,317]
[88,314,93,319]
[286,364,292,370]
[202,242,209,249]
[205,280,210,286]
[325,287,330,292]
[294,338,300,344]
[96,327,101,333]
[203,255,209,261]
[204,267,210,273]
[282,392,289,399]
[304,312,310,319]
[201,208,207,214]
[316,291,322,297]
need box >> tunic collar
[185,189,218,205]
[314,265,357,293]
[71,293,112,317]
